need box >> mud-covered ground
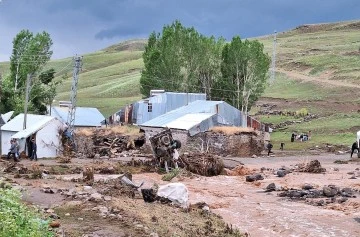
[1,153,359,237]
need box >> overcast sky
[0,0,359,61]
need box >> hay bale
[181,153,224,176]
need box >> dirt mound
[181,153,224,176]
[224,165,254,176]
[295,160,326,173]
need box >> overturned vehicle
[149,129,181,172]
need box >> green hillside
[1,21,360,128]
[258,20,360,83]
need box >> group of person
[291,131,311,142]
[7,138,37,162]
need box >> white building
[50,106,105,127]
[1,114,64,158]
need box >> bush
[0,188,54,237]
[295,108,308,118]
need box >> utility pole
[67,56,82,136]
[23,73,32,129]
[270,30,277,83]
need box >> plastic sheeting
[157,183,189,208]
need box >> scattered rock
[65,213,70,216]
[323,186,338,197]
[338,197,348,203]
[90,193,103,202]
[246,173,264,182]
[104,196,112,201]
[46,209,55,213]
[202,205,210,212]
[251,155,257,158]
[49,220,61,228]
[334,160,348,164]
[78,217,84,221]
[265,183,276,192]
[277,170,286,177]
[83,186,93,191]
[302,184,313,190]
[49,213,60,219]
[94,154,100,159]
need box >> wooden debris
[181,153,224,176]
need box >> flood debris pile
[75,128,145,158]
[181,153,224,176]
[295,159,326,173]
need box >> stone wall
[142,127,264,157]
[185,132,264,157]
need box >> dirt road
[134,154,360,237]
[277,68,360,89]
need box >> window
[148,103,153,112]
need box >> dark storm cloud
[0,0,359,60]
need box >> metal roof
[1,111,14,124]
[140,100,224,128]
[164,113,215,130]
[1,114,55,132]
[50,106,105,127]
[12,116,58,139]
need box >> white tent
[1,114,64,158]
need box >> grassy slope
[257,20,360,83]
[254,21,360,149]
[1,22,360,148]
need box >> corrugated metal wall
[134,92,206,125]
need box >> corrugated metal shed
[50,106,105,127]
[133,92,206,124]
[1,114,54,132]
[140,100,243,135]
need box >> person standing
[267,142,273,156]
[7,139,19,162]
[351,141,359,158]
[291,133,295,142]
[30,139,37,161]
[14,138,20,159]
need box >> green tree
[1,29,54,114]
[10,30,53,92]
[140,20,224,98]
[215,36,270,113]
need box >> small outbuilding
[0,114,64,158]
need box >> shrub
[295,108,308,118]
[0,188,54,237]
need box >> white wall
[1,131,15,155]
[36,119,63,158]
